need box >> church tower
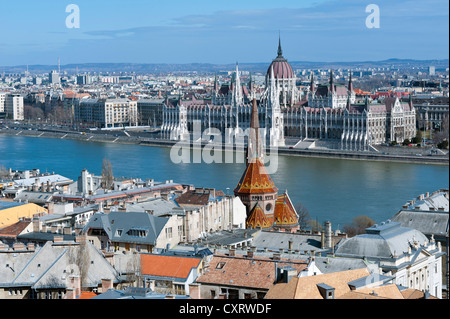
[234,101,300,232]
[234,99,278,229]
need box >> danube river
[1,135,448,229]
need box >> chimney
[101,278,114,293]
[65,276,81,299]
[247,247,255,259]
[48,202,55,215]
[13,243,26,251]
[53,235,64,243]
[324,221,332,249]
[75,235,86,243]
[272,252,281,261]
[27,243,35,251]
[228,246,236,257]
[189,284,201,299]
[32,218,42,232]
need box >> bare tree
[24,104,44,121]
[0,165,10,180]
[67,240,91,289]
[433,114,449,148]
[343,215,375,237]
[294,202,311,231]
[101,158,114,190]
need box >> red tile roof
[78,291,98,299]
[234,158,278,195]
[140,254,202,279]
[246,204,272,230]
[273,193,299,228]
[0,219,32,238]
[197,255,306,290]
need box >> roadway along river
[0,135,448,229]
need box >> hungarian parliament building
[161,40,417,151]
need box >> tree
[294,202,311,231]
[67,239,91,289]
[0,165,10,180]
[438,140,449,150]
[101,158,114,190]
[308,219,323,233]
[412,131,422,144]
[24,104,44,121]
[433,114,449,148]
[342,215,375,237]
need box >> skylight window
[216,262,226,270]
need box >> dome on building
[266,37,295,80]
[335,221,429,259]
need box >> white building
[334,221,444,298]
[0,93,24,121]
[162,39,417,150]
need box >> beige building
[75,98,138,128]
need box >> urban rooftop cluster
[0,164,448,300]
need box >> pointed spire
[348,71,354,92]
[248,98,262,161]
[277,32,283,58]
[214,73,218,92]
[310,72,315,92]
[330,70,335,93]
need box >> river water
[0,135,448,229]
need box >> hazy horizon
[0,0,448,66]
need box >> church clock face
[266,203,272,212]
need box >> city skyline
[0,0,448,66]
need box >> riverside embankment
[1,128,448,166]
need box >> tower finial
[277,32,283,57]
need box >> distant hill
[1,58,448,75]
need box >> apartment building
[75,98,138,128]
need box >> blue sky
[0,0,448,66]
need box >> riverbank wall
[1,128,448,166]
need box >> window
[216,262,226,270]
[115,229,123,237]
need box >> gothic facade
[161,39,417,150]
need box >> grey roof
[312,256,369,274]
[390,210,449,238]
[83,211,169,245]
[5,241,119,289]
[0,201,23,210]
[196,229,260,247]
[18,232,76,242]
[347,273,394,289]
[252,230,323,252]
[125,198,179,216]
[0,251,36,286]
[403,190,449,212]
[13,174,73,187]
[92,287,189,299]
[335,221,428,259]
[14,191,54,204]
